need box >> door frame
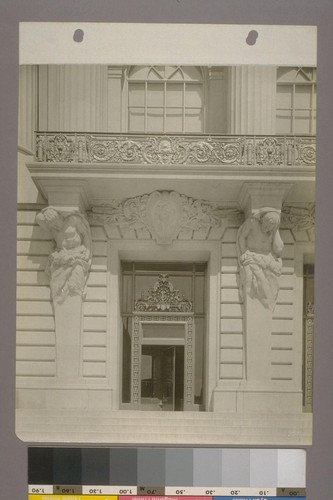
[108,240,221,411]
[132,314,195,410]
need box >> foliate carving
[256,138,283,166]
[281,203,315,231]
[88,190,242,244]
[37,134,76,162]
[132,316,141,404]
[36,207,92,304]
[306,301,314,317]
[135,274,192,312]
[237,208,283,310]
[86,135,244,166]
[304,301,314,410]
[295,137,316,165]
[35,132,316,167]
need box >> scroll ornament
[281,203,315,231]
[88,190,242,244]
[134,274,192,312]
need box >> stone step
[16,409,312,445]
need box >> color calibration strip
[28,448,306,500]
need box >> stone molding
[236,207,284,310]
[36,207,92,304]
[132,314,194,408]
[35,132,316,167]
[88,190,242,244]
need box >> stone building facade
[16,64,315,444]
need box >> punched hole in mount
[73,29,84,43]
[246,30,259,46]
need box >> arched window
[127,65,204,133]
[276,67,316,134]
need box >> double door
[141,344,184,411]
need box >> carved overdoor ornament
[131,275,195,410]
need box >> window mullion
[183,82,186,133]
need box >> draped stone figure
[236,208,284,310]
[36,207,92,304]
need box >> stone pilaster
[18,65,38,152]
[237,182,292,386]
[228,66,277,134]
[38,65,108,132]
[36,205,92,385]
[107,66,124,132]
[206,67,227,133]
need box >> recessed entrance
[121,261,206,411]
[141,345,184,411]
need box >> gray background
[0,1,332,499]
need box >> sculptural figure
[36,207,92,304]
[236,208,284,310]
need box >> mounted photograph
[16,24,316,445]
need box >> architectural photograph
[16,61,315,444]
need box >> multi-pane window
[121,262,206,409]
[303,262,314,412]
[276,67,316,134]
[127,66,204,133]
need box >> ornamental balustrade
[35,132,316,167]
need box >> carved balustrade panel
[35,133,316,167]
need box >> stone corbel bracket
[237,207,284,310]
[36,207,92,304]
[88,190,243,244]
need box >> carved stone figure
[236,208,284,310]
[36,207,92,304]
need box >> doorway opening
[141,345,184,411]
[121,261,206,411]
